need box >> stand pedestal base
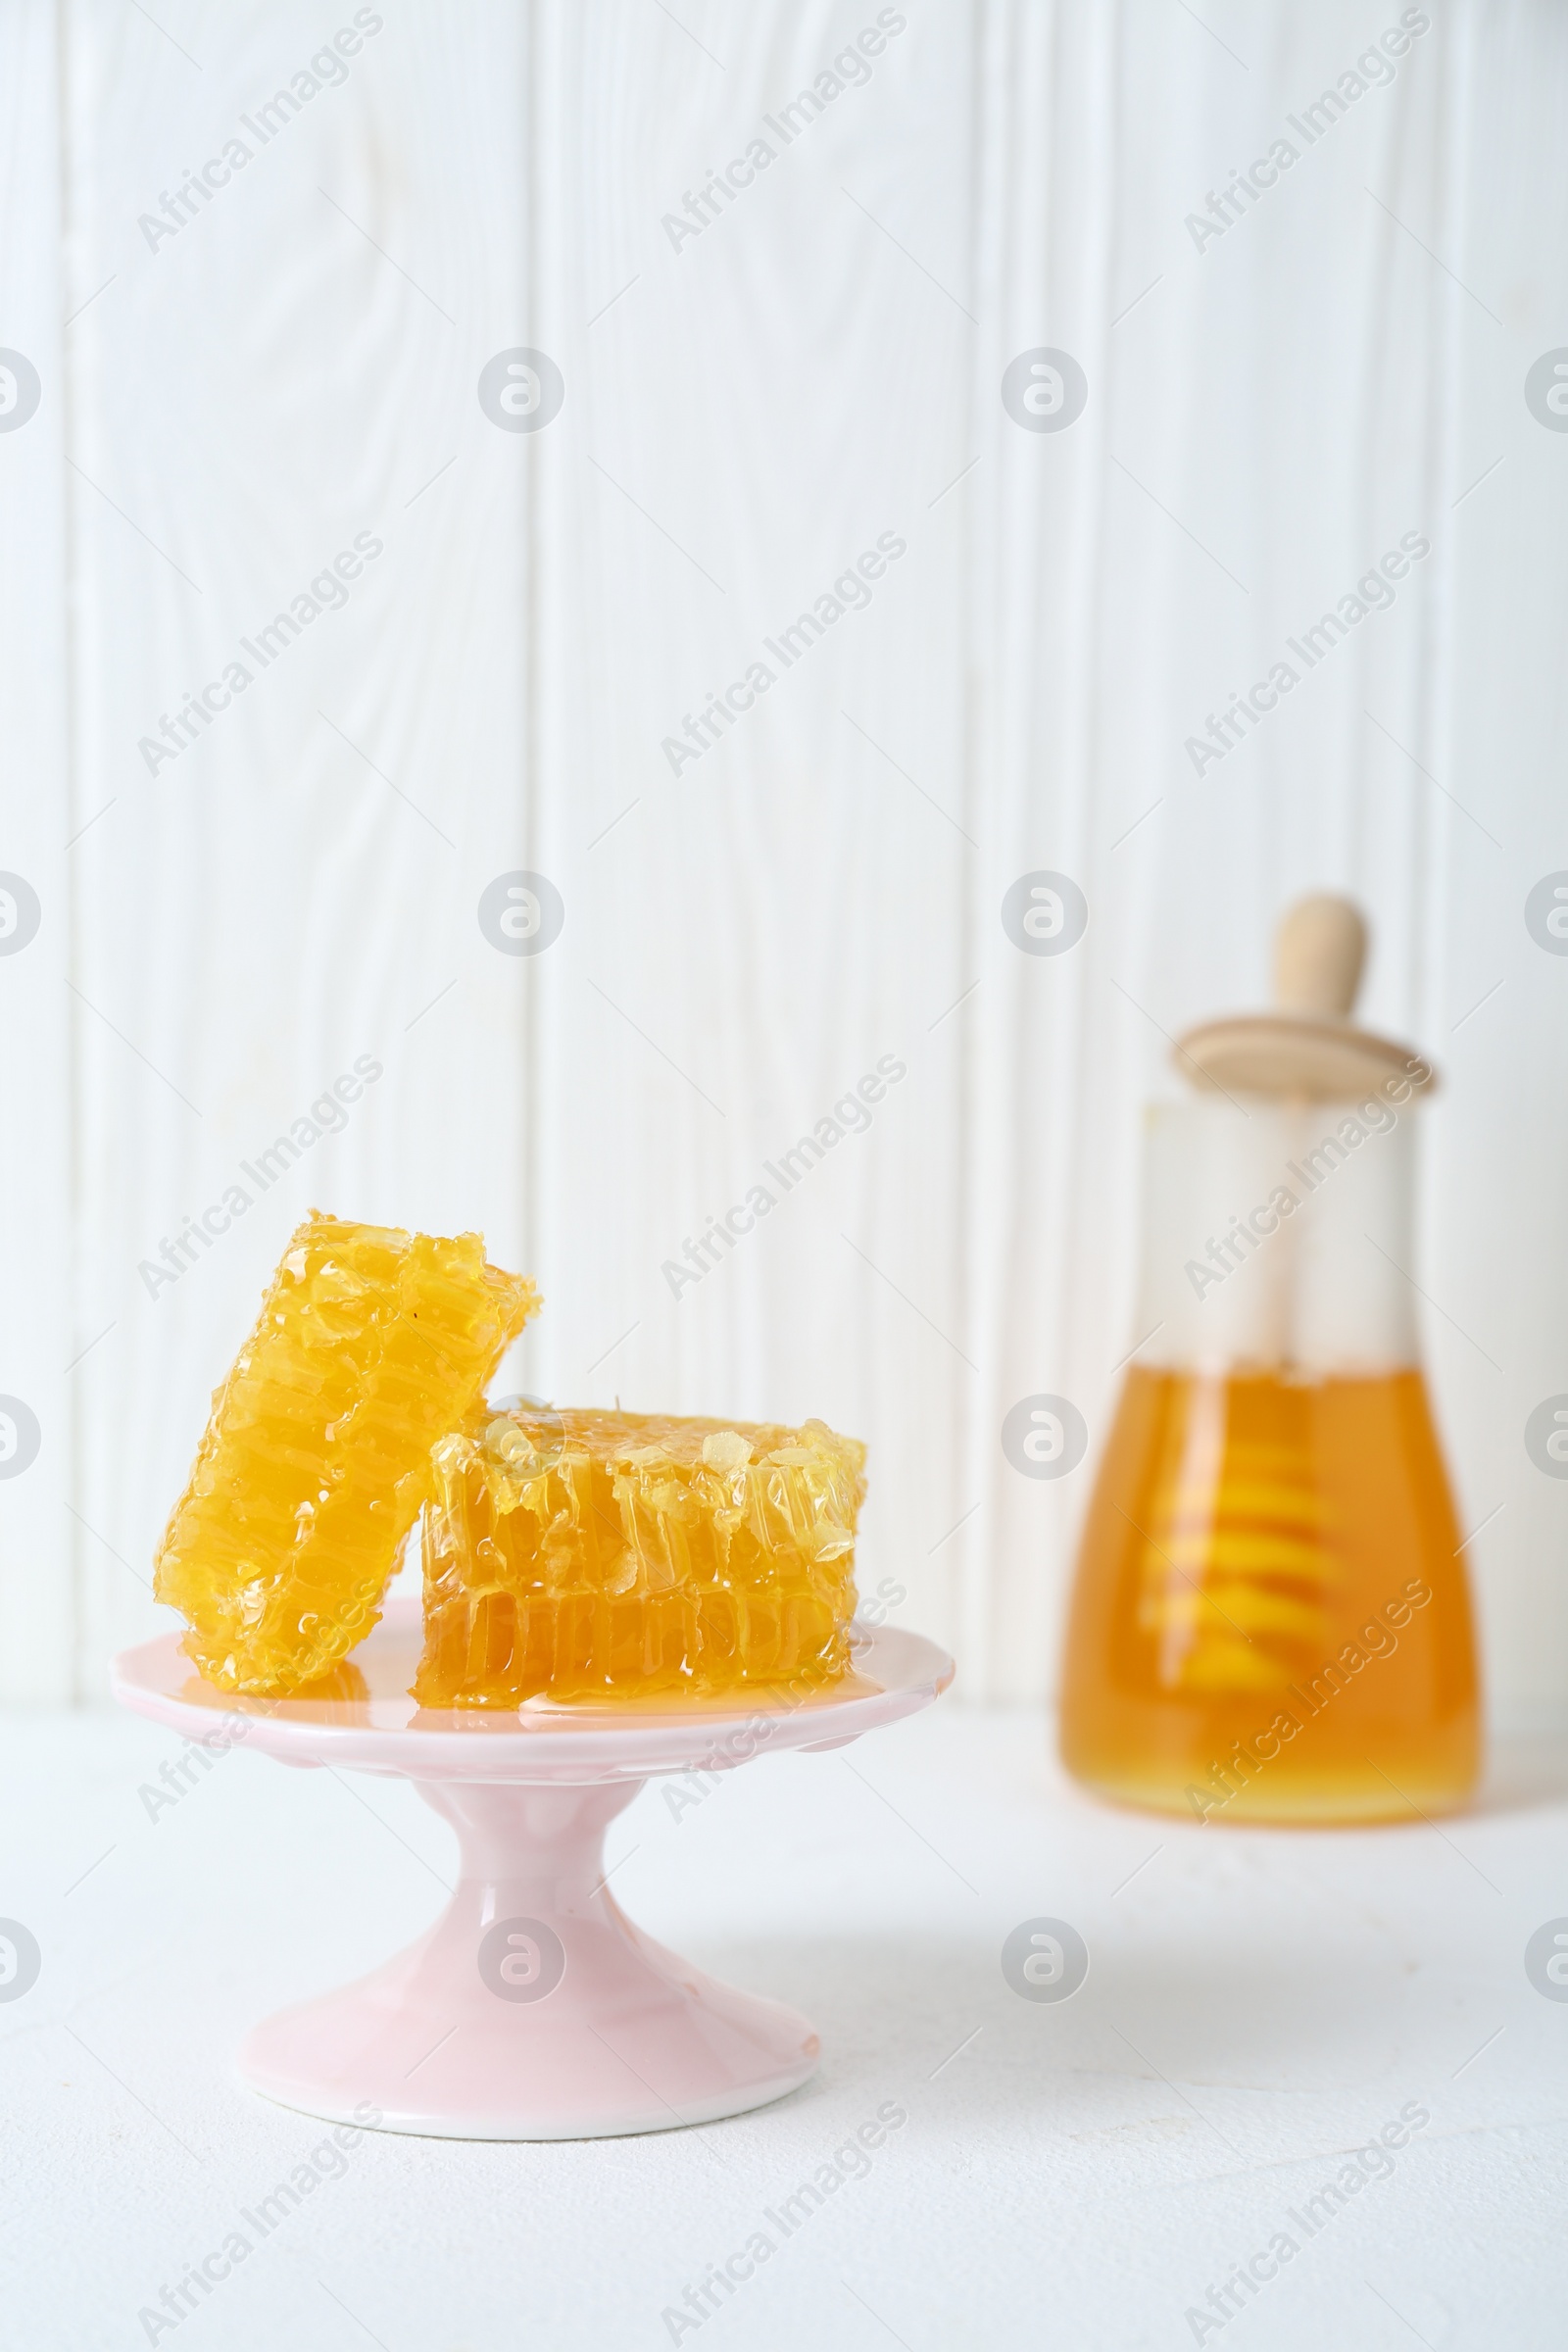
[113,1607,954,2138]
[238,1779,818,2141]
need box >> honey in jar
[1059,897,1479,1822]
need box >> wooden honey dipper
[1174,893,1437,1100]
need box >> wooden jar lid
[1173,895,1437,1102]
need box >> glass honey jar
[1059,897,1479,1823]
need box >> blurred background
[2,0,1565,1723]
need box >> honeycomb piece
[414,1405,867,1705]
[154,1214,539,1693]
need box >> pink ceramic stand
[112,1602,953,2141]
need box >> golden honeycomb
[414,1405,867,1704]
[153,1214,539,1693]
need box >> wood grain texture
[0,0,74,1700]
[15,0,1568,1718]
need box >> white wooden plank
[962,0,1568,1705]
[64,0,543,1685]
[0,0,76,1701]
[522,0,979,1677]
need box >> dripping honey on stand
[1059,895,1479,1823]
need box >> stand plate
[112,1603,953,2140]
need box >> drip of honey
[1059,1365,1479,1822]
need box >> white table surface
[4,1698,1566,2350]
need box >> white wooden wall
[4,0,1567,1722]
